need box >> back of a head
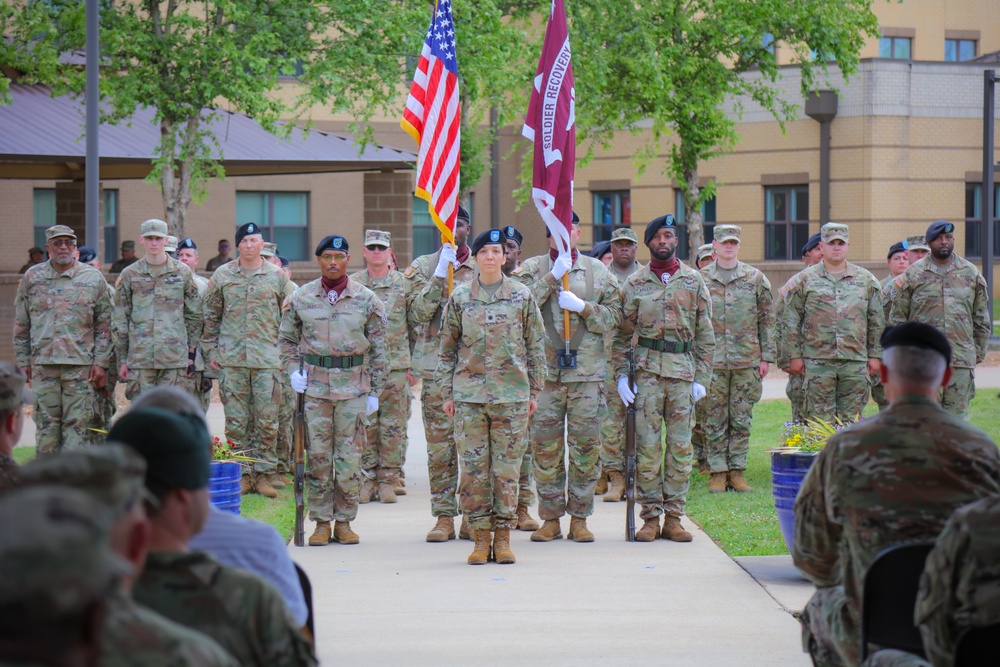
[129,385,206,425]
[881,322,951,389]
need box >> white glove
[551,255,573,281]
[434,245,457,278]
[290,369,307,394]
[692,382,707,402]
[617,376,636,406]
[366,396,379,416]
[558,290,586,313]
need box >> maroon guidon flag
[522,0,576,256]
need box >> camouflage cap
[45,225,77,241]
[0,362,34,411]
[28,246,44,255]
[904,235,930,252]
[610,227,638,244]
[140,219,168,238]
[364,230,392,248]
[165,236,179,253]
[697,243,715,263]
[713,224,741,243]
[121,240,136,250]
[821,222,849,243]
[0,486,130,614]
[260,242,277,258]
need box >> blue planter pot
[209,461,242,515]
[771,450,818,554]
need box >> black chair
[860,542,935,661]
[293,561,316,646]
[954,624,1000,666]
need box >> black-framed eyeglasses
[365,245,387,252]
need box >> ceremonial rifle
[625,345,637,541]
[293,358,307,547]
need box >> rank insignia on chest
[328,290,339,305]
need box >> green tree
[568,0,882,252]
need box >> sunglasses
[50,239,77,248]
[365,245,387,252]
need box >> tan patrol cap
[905,235,929,252]
[45,225,76,241]
[821,222,849,243]
[261,242,277,258]
[697,243,714,263]
[165,236,179,253]
[713,225,741,243]
[140,219,168,238]
[364,230,392,248]
[610,227,638,244]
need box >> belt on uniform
[637,337,692,354]
[303,354,365,369]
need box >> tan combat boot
[708,472,728,494]
[378,482,398,504]
[493,527,516,564]
[530,519,562,542]
[468,529,491,565]
[603,471,626,502]
[393,472,407,496]
[635,517,659,542]
[359,477,377,504]
[459,515,471,540]
[267,473,286,490]
[516,505,540,531]
[426,516,456,542]
[595,470,608,495]
[697,461,711,476]
[568,516,595,543]
[661,515,693,542]
[308,520,331,546]
[240,474,253,495]
[728,470,753,493]
[333,520,360,545]
[255,474,279,499]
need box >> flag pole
[562,273,571,351]
[444,232,454,296]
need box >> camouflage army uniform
[601,261,642,478]
[793,394,1000,667]
[869,274,898,411]
[406,249,477,518]
[352,267,412,489]
[887,255,990,420]
[437,275,546,530]
[188,272,212,413]
[202,260,290,476]
[13,260,113,454]
[279,277,387,524]
[134,550,317,667]
[773,287,805,423]
[781,262,883,423]
[700,260,773,473]
[273,279,298,478]
[113,255,202,400]
[512,254,621,523]
[95,280,120,435]
[612,263,714,521]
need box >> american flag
[401,0,460,245]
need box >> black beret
[547,212,581,238]
[590,240,612,259]
[644,214,677,246]
[886,241,906,260]
[315,235,349,255]
[77,246,98,263]
[925,220,955,244]
[457,205,470,223]
[107,407,212,490]
[801,232,822,255]
[235,222,264,246]
[177,237,197,251]
[471,229,506,256]
[278,255,289,268]
[880,321,952,366]
[503,226,523,246]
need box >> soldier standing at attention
[613,214,714,542]
[690,242,716,474]
[406,206,477,542]
[78,245,120,433]
[512,213,621,544]
[205,239,231,272]
[14,225,112,454]
[351,230,412,504]
[871,241,909,411]
[113,219,202,401]
[501,225,524,277]
[888,220,991,420]
[281,235,387,546]
[203,222,291,498]
[700,225,773,493]
[110,239,138,273]
[439,229,546,564]
[175,237,214,413]
[903,234,930,263]
[782,223,883,423]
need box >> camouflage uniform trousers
[691,398,708,468]
[870,380,889,411]
[94,380,117,442]
[799,585,857,667]
[786,374,805,423]
[218,367,281,474]
[633,369,694,519]
[187,371,212,414]
[275,380,295,476]
[32,364,99,455]
[940,367,974,421]
[124,368,188,401]
[600,373,628,474]
[420,377,460,517]
[704,368,762,473]
[531,380,604,521]
[517,433,535,507]
[361,369,408,485]
[802,359,872,424]
[305,395,367,523]
[454,400,530,531]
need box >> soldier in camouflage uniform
[904,234,930,263]
[351,230,412,504]
[113,219,202,401]
[0,363,32,492]
[690,242,716,474]
[872,241,909,410]
[439,229,547,564]
[14,225,113,455]
[406,206,477,542]
[109,407,317,666]
[793,322,1000,667]
[78,245,120,434]
[512,214,621,544]
[613,214,715,542]
[176,237,215,412]
[781,223,883,423]
[203,222,292,498]
[700,225,773,493]
[281,235,387,546]
[888,220,991,420]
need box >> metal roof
[0,84,415,179]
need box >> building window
[592,190,630,244]
[878,36,911,60]
[33,188,56,248]
[103,190,119,263]
[765,185,810,260]
[964,183,1000,258]
[674,191,716,261]
[235,191,309,261]
[945,38,976,62]
[34,188,120,260]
